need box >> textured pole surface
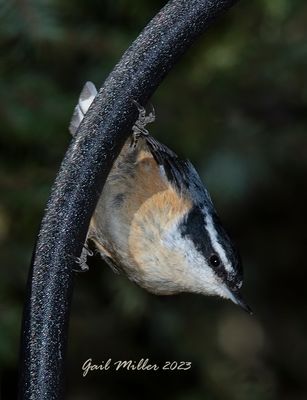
[18,1,239,399]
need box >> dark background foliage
[1,0,307,399]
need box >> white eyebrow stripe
[204,214,234,273]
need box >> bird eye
[210,254,221,267]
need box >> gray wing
[145,135,214,208]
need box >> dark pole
[18,0,239,399]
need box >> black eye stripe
[209,254,228,281]
[209,254,220,267]
[180,206,243,287]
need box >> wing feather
[145,135,214,209]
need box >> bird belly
[89,137,192,293]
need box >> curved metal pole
[18,0,239,399]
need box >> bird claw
[72,243,93,273]
[131,100,155,148]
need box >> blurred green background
[1,0,307,399]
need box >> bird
[69,81,251,314]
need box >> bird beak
[224,286,253,315]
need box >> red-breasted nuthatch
[70,82,251,314]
